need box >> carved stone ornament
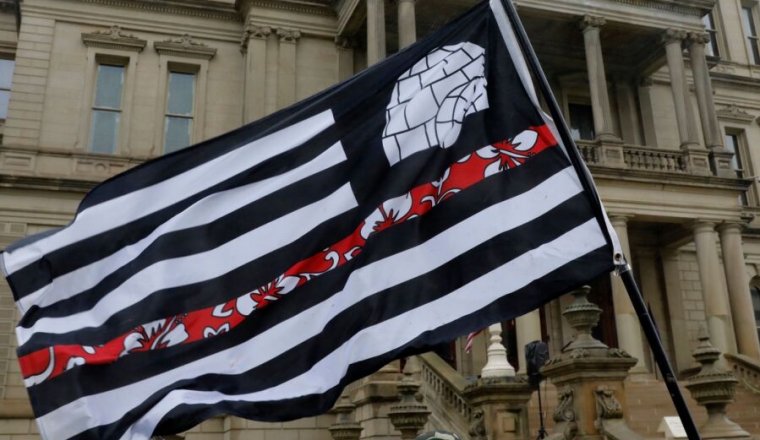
[277,28,302,44]
[335,36,357,50]
[594,386,624,420]
[154,34,217,60]
[468,409,487,440]
[662,28,688,45]
[580,15,606,31]
[715,104,755,123]
[687,31,711,46]
[553,387,576,423]
[81,25,147,52]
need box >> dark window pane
[164,116,192,153]
[0,59,14,90]
[0,90,10,119]
[90,110,120,154]
[167,72,195,116]
[569,103,595,141]
[94,64,124,109]
[751,287,760,342]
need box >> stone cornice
[607,0,713,16]
[154,34,217,60]
[75,0,239,22]
[81,25,147,52]
[237,0,336,18]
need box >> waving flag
[1,1,618,438]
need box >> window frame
[78,51,138,155]
[152,58,208,156]
[723,128,755,205]
[741,4,760,64]
[702,10,720,58]
[163,67,197,154]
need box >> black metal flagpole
[498,1,702,438]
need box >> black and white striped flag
[1,1,619,438]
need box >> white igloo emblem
[382,42,489,166]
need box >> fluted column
[366,0,386,65]
[516,310,542,374]
[241,24,271,123]
[687,32,735,177]
[718,223,760,360]
[335,37,355,82]
[397,0,416,49]
[609,216,647,372]
[580,16,619,143]
[664,29,701,150]
[693,221,735,355]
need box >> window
[724,131,749,205]
[89,64,125,154]
[742,6,760,64]
[751,284,760,343]
[0,59,14,120]
[163,71,196,154]
[569,103,595,141]
[702,12,720,57]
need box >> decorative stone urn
[685,328,751,440]
[389,372,431,439]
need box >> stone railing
[622,146,688,173]
[417,353,472,434]
[725,353,760,394]
[574,141,689,174]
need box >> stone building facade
[2,0,760,438]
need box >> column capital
[716,222,745,234]
[335,36,357,49]
[608,214,632,226]
[580,15,606,32]
[663,28,687,45]
[692,220,718,233]
[276,28,301,44]
[240,24,271,50]
[687,31,711,46]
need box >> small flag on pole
[1,1,619,438]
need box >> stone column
[609,216,647,372]
[718,223,760,360]
[397,0,416,49]
[580,16,619,143]
[687,32,735,177]
[241,24,271,123]
[515,310,542,375]
[693,221,736,355]
[663,29,701,150]
[366,0,386,65]
[276,28,300,109]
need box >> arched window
[750,279,760,343]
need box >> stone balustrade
[418,353,473,424]
[576,141,691,173]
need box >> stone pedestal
[686,329,751,440]
[464,376,534,440]
[330,394,364,440]
[541,287,640,440]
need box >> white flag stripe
[16,183,358,345]
[2,111,336,276]
[16,143,348,315]
[120,219,606,440]
[37,166,586,439]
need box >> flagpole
[498,1,702,439]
